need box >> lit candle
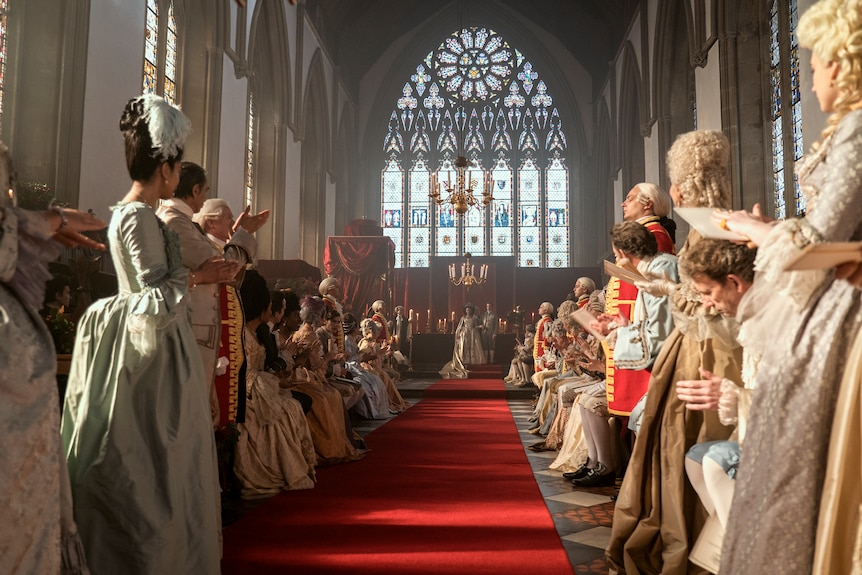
[409,308,414,322]
[451,311,456,323]
[428,309,431,323]
[443,319,448,333]
[503,320,508,332]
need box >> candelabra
[429,156,494,215]
[448,253,488,286]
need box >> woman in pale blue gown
[343,313,391,419]
[61,95,238,574]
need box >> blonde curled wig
[798,0,862,143]
[666,130,731,209]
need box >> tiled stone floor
[353,376,614,575]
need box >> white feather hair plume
[137,94,191,159]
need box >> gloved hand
[635,276,678,297]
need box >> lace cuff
[755,218,827,310]
[2,206,61,310]
[718,378,740,426]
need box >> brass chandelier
[430,155,494,215]
[448,252,488,286]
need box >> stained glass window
[0,0,8,125]
[381,27,569,268]
[382,158,405,267]
[164,2,178,105]
[142,0,180,104]
[770,0,803,219]
[143,0,159,96]
[245,91,255,208]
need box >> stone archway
[299,51,330,268]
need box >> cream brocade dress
[721,109,862,574]
[234,326,316,497]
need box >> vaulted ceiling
[304,0,639,97]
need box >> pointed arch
[374,24,576,269]
[652,0,696,189]
[618,42,645,194]
[299,49,330,267]
[594,98,614,260]
[247,0,292,259]
[335,101,356,235]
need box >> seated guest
[533,302,555,372]
[671,240,756,544]
[593,221,678,377]
[317,307,365,410]
[504,323,535,387]
[343,313,391,420]
[41,273,73,316]
[359,318,408,413]
[232,270,317,497]
[285,296,366,464]
[573,277,596,309]
[550,290,607,475]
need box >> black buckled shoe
[562,462,591,480]
[571,463,615,487]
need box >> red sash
[213,285,244,426]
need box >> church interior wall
[78,0,148,220]
[215,59,248,217]
[1,0,830,278]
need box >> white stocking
[703,457,736,529]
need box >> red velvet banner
[324,236,395,315]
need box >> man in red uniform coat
[605,183,676,416]
[532,302,555,373]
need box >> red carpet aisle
[222,381,574,575]
[424,377,505,398]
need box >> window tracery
[381,27,569,269]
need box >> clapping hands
[233,205,270,234]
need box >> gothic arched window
[769,0,803,218]
[381,27,569,268]
[143,0,179,104]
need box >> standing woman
[719,2,862,572]
[61,95,235,573]
[439,303,486,379]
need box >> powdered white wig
[138,94,191,161]
[371,300,385,313]
[360,318,380,337]
[193,198,231,226]
[319,277,340,296]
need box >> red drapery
[324,236,395,314]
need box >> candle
[443,319,448,333]
[504,320,508,332]
[531,312,536,323]
[428,309,431,323]
[451,311,456,323]
[409,308,414,321]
